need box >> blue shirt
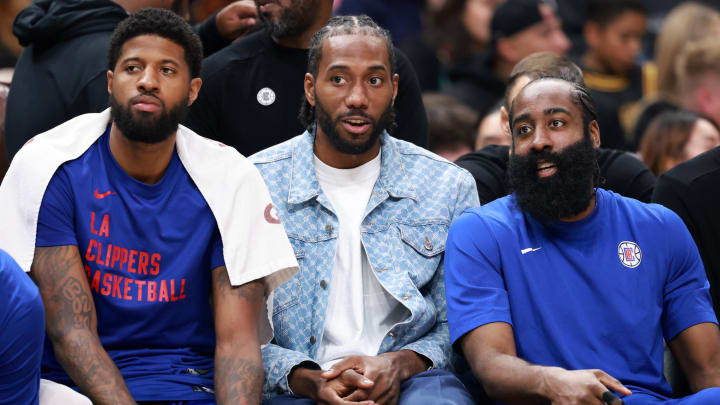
[0,249,44,405]
[36,128,224,401]
[445,188,717,399]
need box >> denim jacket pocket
[272,241,304,315]
[397,223,448,287]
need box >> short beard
[315,96,395,155]
[507,134,597,222]
[109,93,188,144]
[258,0,317,38]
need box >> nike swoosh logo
[521,247,542,255]
[94,189,116,199]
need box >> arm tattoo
[213,266,265,301]
[215,356,264,405]
[32,246,136,405]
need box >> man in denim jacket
[251,15,478,405]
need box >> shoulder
[389,136,470,179]
[249,134,300,166]
[450,196,518,237]
[600,188,682,228]
[201,29,271,79]
[658,147,720,190]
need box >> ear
[107,70,114,95]
[304,73,316,107]
[589,120,601,148]
[187,78,203,106]
[500,106,510,136]
[391,73,399,106]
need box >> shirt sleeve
[661,208,718,341]
[36,168,77,247]
[444,210,512,344]
[209,226,225,271]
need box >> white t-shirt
[313,151,408,369]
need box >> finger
[370,385,399,405]
[322,357,363,379]
[344,388,370,402]
[224,2,258,18]
[602,391,624,405]
[339,369,374,390]
[594,371,632,396]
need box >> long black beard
[109,93,188,144]
[508,135,597,222]
[315,97,395,155]
[258,0,318,38]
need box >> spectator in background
[334,0,424,45]
[582,0,652,151]
[185,0,429,157]
[456,51,656,205]
[632,2,720,149]
[675,38,720,129]
[654,146,720,322]
[640,110,720,176]
[5,0,259,160]
[0,82,9,182]
[446,0,570,114]
[400,0,505,92]
[475,104,509,150]
[424,92,477,161]
[0,0,30,70]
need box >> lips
[537,161,557,178]
[131,94,162,112]
[341,116,371,135]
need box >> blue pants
[623,388,720,405]
[139,401,215,405]
[263,369,474,405]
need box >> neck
[112,0,140,13]
[109,123,176,184]
[583,52,616,76]
[559,190,596,222]
[313,128,381,169]
[272,4,332,49]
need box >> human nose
[345,81,368,109]
[530,127,552,151]
[554,31,571,55]
[137,68,159,93]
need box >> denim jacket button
[320,280,327,289]
[424,236,433,251]
[310,335,317,344]
[325,225,333,234]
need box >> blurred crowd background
[2,0,720,181]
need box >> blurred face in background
[476,109,510,150]
[463,0,505,45]
[684,118,720,161]
[500,4,570,64]
[585,10,647,75]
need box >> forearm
[51,330,135,405]
[288,366,324,400]
[215,344,263,405]
[469,351,551,405]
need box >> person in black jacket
[4,0,257,159]
[184,0,428,156]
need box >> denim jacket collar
[287,131,417,205]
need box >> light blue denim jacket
[251,131,479,398]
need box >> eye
[515,125,532,136]
[369,76,383,85]
[550,119,565,128]
[331,75,346,85]
[125,65,141,73]
[160,66,176,75]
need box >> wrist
[288,365,323,400]
[382,350,429,381]
[535,365,561,401]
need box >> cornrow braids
[298,15,396,131]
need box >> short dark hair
[108,8,203,78]
[423,93,477,153]
[508,77,598,139]
[299,15,396,130]
[586,0,647,27]
[505,52,586,109]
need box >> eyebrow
[511,113,532,127]
[544,107,570,115]
[120,57,180,66]
[326,64,388,72]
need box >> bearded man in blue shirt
[445,77,720,405]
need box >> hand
[540,367,631,405]
[215,1,259,40]
[289,367,375,405]
[322,352,426,405]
